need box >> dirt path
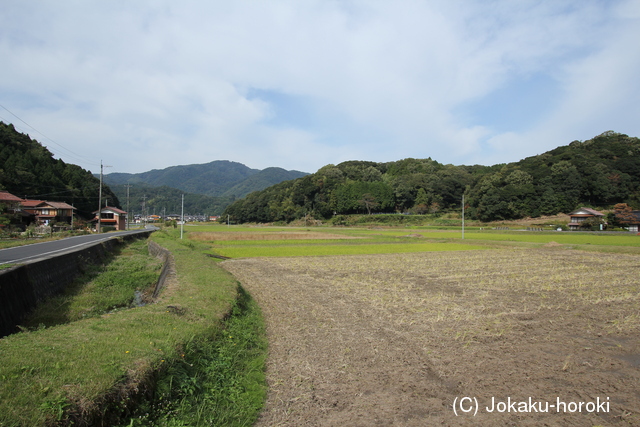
[222,249,640,426]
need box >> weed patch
[121,285,267,426]
[24,239,163,328]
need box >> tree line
[223,131,640,223]
[0,121,119,219]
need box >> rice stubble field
[221,242,640,426]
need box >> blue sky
[1,0,639,175]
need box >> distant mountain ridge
[103,160,308,199]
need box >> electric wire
[0,104,101,167]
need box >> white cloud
[1,0,639,175]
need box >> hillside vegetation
[223,131,640,223]
[0,122,119,219]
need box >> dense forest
[0,122,119,219]
[223,131,640,223]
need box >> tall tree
[0,121,120,218]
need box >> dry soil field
[222,247,640,426]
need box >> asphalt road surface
[0,227,158,266]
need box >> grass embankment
[24,240,163,328]
[0,230,266,426]
[124,285,267,426]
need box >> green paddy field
[186,224,640,258]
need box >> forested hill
[0,122,119,219]
[103,161,308,199]
[223,131,640,223]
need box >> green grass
[211,242,487,258]
[191,225,489,258]
[185,224,640,259]
[121,286,267,426]
[24,239,163,328]
[0,230,266,426]
[184,224,292,233]
[411,230,640,247]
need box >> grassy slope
[125,285,267,426]
[24,240,163,327]
[0,230,256,426]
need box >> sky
[1,0,640,175]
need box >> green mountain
[469,131,640,221]
[223,131,640,223]
[103,161,308,199]
[0,122,119,219]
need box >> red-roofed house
[93,206,127,231]
[568,207,605,230]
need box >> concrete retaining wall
[0,232,153,338]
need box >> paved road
[0,227,158,265]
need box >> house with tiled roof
[0,191,25,208]
[2,192,78,229]
[567,207,605,230]
[21,200,76,226]
[0,191,29,228]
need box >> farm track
[222,248,640,426]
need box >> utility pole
[97,161,103,233]
[462,194,465,240]
[142,194,147,227]
[97,161,111,233]
[180,194,184,239]
[124,184,133,230]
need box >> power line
[0,104,101,167]
[24,190,79,198]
